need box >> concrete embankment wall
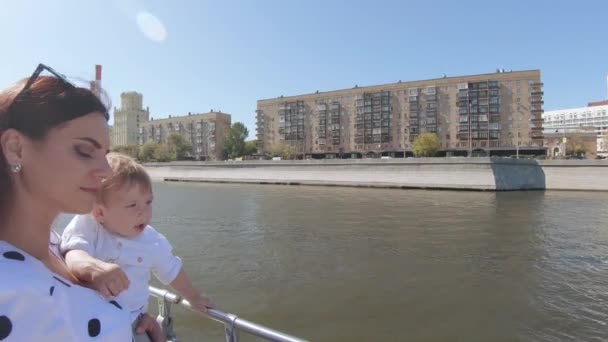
[143,158,608,191]
[537,160,607,191]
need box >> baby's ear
[91,204,106,223]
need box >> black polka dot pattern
[2,251,25,261]
[109,300,122,310]
[52,276,71,288]
[49,286,55,296]
[0,315,12,340]
[87,318,101,337]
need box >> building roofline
[543,104,608,115]
[144,111,231,123]
[258,69,541,103]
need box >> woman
[0,64,162,341]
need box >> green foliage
[167,133,192,160]
[244,140,258,156]
[566,133,587,156]
[224,122,249,158]
[268,144,296,160]
[153,143,175,162]
[412,133,440,157]
[139,141,159,162]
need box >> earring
[10,164,22,173]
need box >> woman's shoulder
[0,241,51,292]
[0,241,133,340]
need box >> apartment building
[138,111,231,161]
[256,70,545,158]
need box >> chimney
[90,65,102,96]
[95,65,102,81]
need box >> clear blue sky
[2,0,607,135]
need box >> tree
[139,141,159,162]
[566,133,587,156]
[154,143,175,162]
[269,144,296,160]
[224,122,249,159]
[111,145,140,159]
[167,133,192,160]
[244,140,258,156]
[412,133,440,157]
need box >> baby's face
[97,184,153,238]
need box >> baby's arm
[170,269,214,313]
[65,250,130,298]
[152,231,214,312]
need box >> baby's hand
[189,294,214,313]
[135,313,164,342]
[89,261,130,298]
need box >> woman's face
[19,112,112,214]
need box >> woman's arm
[64,249,130,298]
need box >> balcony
[531,91,544,96]
[531,118,544,123]
[531,126,543,131]
[531,108,544,114]
[530,99,544,105]
[531,82,544,87]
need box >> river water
[56,182,608,341]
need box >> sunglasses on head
[15,63,75,99]
[2,64,76,129]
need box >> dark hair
[0,76,110,216]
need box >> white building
[543,104,608,154]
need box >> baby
[61,153,212,340]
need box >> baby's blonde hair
[98,153,152,203]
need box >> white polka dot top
[0,241,133,341]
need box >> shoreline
[144,158,608,192]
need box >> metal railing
[148,286,308,342]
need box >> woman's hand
[88,261,130,298]
[64,250,130,298]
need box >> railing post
[224,313,239,342]
[157,296,179,342]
